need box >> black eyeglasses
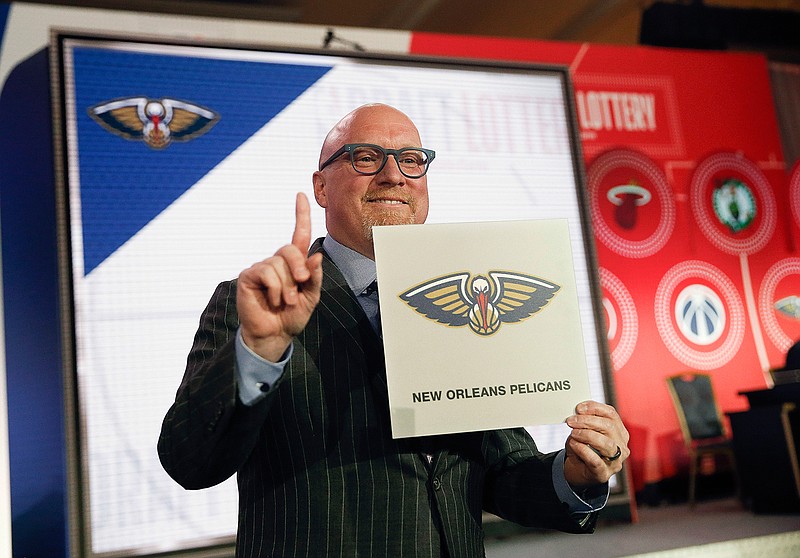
[318,143,435,179]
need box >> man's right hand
[237,192,323,362]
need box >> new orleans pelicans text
[412,380,572,403]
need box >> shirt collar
[322,235,376,295]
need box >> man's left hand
[563,400,630,487]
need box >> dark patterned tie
[362,280,378,297]
[362,280,381,336]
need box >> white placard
[374,219,592,438]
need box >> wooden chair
[770,367,800,386]
[666,373,739,508]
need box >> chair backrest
[666,373,726,443]
[770,367,800,385]
[783,340,800,371]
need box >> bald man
[158,104,629,558]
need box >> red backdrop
[410,33,800,491]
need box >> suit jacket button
[432,478,442,491]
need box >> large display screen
[53,33,613,556]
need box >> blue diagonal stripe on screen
[72,46,331,275]
[0,5,10,54]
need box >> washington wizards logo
[400,271,560,336]
[88,97,219,149]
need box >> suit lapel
[309,238,446,470]
[310,239,389,403]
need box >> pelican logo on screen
[399,271,560,336]
[712,178,756,233]
[775,296,800,319]
[88,97,219,149]
[607,181,652,229]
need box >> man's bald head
[311,103,430,259]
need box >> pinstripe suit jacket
[158,239,596,558]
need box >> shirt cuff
[234,327,291,406]
[552,449,610,515]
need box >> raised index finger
[292,192,312,252]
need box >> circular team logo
[607,183,652,230]
[759,258,800,352]
[690,152,776,255]
[589,149,675,258]
[655,261,745,369]
[599,268,638,371]
[711,178,756,232]
[674,284,726,345]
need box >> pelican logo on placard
[400,271,560,336]
[88,97,219,149]
[712,178,756,233]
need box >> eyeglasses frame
[318,143,436,179]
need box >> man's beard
[361,197,418,241]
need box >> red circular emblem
[600,267,638,371]
[655,261,745,369]
[759,258,800,352]
[690,152,776,255]
[589,149,675,258]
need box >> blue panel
[0,4,10,51]
[71,47,331,274]
[0,48,68,558]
